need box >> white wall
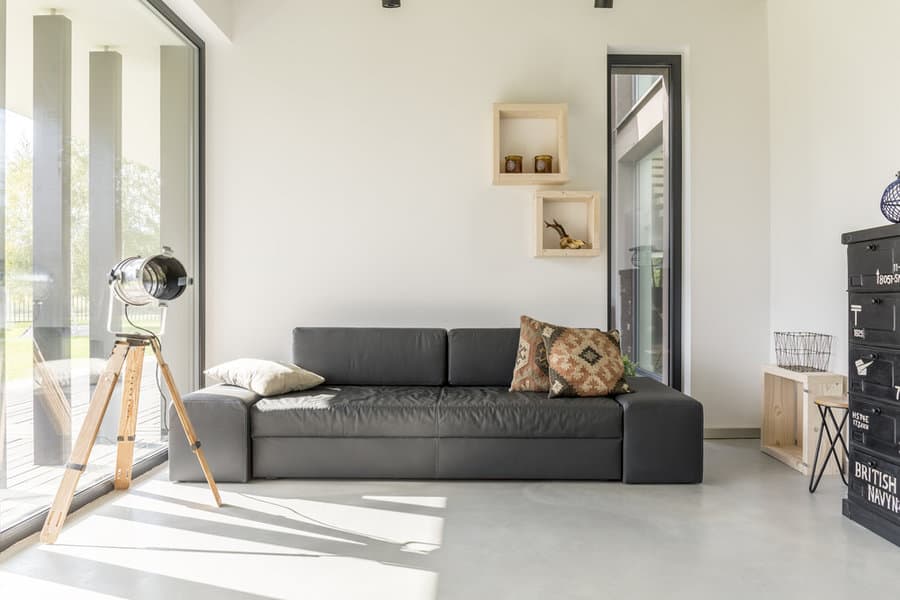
[202,0,771,429]
[767,0,900,380]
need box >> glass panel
[1,0,200,535]
[633,74,662,104]
[609,69,670,383]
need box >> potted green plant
[622,355,637,377]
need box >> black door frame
[146,0,206,384]
[607,54,683,391]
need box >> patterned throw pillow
[541,325,633,398]
[509,315,551,392]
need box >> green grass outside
[5,326,92,382]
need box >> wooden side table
[760,365,846,475]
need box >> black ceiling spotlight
[383,0,400,7]
[595,0,614,7]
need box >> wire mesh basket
[774,332,833,373]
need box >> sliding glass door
[608,55,682,389]
[0,0,202,544]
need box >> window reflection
[1,0,200,537]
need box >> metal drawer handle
[861,353,879,361]
[872,297,883,305]
[865,407,883,415]
[868,460,879,467]
[867,244,879,251]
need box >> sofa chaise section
[168,384,260,483]
[617,377,704,484]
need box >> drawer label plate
[855,461,900,514]
[876,269,900,286]
[852,410,870,431]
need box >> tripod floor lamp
[41,248,221,544]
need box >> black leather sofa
[169,327,704,484]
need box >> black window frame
[607,54,683,391]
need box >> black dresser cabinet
[843,223,900,546]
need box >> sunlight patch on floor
[235,494,446,548]
[114,488,363,546]
[41,538,437,600]
[44,514,325,557]
[0,571,128,598]
[3,476,446,600]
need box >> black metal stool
[808,395,849,493]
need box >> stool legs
[824,406,849,485]
[809,404,849,493]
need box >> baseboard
[704,428,760,440]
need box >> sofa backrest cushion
[292,327,447,386]
[448,328,520,387]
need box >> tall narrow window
[608,55,682,389]
[0,0,203,547]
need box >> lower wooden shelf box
[534,190,600,258]
[760,364,846,475]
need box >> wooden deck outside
[0,355,167,530]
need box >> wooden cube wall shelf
[493,103,569,186]
[535,190,600,258]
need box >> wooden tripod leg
[40,342,131,544]
[151,340,222,507]
[114,345,145,490]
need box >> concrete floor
[0,439,898,599]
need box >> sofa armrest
[168,384,260,483]
[616,377,704,484]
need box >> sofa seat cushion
[251,386,440,438]
[438,387,622,438]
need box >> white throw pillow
[204,359,324,396]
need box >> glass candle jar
[504,155,523,174]
[534,155,553,174]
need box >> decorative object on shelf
[544,219,588,250]
[493,103,568,185]
[504,155,523,174]
[773,331,833,373]
[534,154,553,174]
[534,190,600,257]
[880,171,900,223]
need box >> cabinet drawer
[849,344,900,403]
[848,238,900,291]
[849,292,900,346]
[849,450,900,526]
[850,396,900,459]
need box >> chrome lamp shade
[109,250,190,307]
